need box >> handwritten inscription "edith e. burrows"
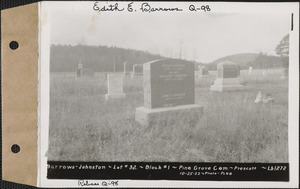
[93,2,211,13]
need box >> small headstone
[123,61,130,78]
[248,66,253,75]
[210,61,243,92]
[77,60,83,78]
[132,64,143,78]
[198,65,209,77]
[135,59,203,126]
[105,74,126,100]
[197,65,203,71]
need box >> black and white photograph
[38,1,299,187]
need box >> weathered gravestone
[105,73,126,100]
[123,61,131,78]
[248,66,253,75]
[135,59,203,126]
[280,67,288,79]
[77,60,83,78]
[210,61,244,92]
[198,65,209,77]
[132,64,143,78]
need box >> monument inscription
[136,59,203,126]
[144,59,194,109]
[217,64,239,78]
[223,67,239,78]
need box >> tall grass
[48,70,288,162]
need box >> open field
[48,69,288,162]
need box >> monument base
[105,94,126,100]
[197,74,210,78]
[131,74,143,79]
[135,104,203,126]
[210,78,244,92]
[210,85,244,92]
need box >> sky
[46,2,291,63]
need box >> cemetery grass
[48,70,288,163]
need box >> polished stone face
[223,67,239,78]
[217,61,240,78]
[143,59,195,109]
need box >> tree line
[50,45,197,72]
[51,33,289,73]
[50,45,166,72]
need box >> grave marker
[248,66,253,75]
[210,61,243,92]
[123,61,130,78]
[132,64,143,78]
[77,60,83,78]
[105,73,126,100]
[198,65,209,77]
[135,59,203,126]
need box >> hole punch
[9,41,19,50]
[11,144,20,153]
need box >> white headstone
[198,65,204,70]
[124,61,130,78]
[248,66,253,75]
[77,60,83,78]
[105,74,126,100]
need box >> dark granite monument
[135,59,203,125]
[198,65,209,77]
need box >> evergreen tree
[275,34,289,57]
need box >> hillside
[207,53,287,70]
[50,45,199,72]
